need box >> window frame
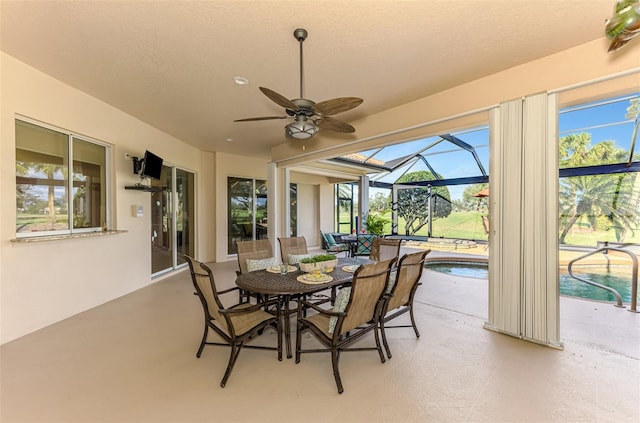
[15,117,112,239]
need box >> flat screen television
[140,150,163,180]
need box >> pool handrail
[567,246,638,312]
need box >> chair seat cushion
[246,257,277,272]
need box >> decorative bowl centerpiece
[299,254,338,273]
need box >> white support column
[358,175,369,232]
[391,185,398,235]
[485,93,561,349]
[282,168,291,237]
[266,162,279,261]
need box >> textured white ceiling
[1,0,617,159]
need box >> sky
[362,92,639,202]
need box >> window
[336,183,355,233]
[15,119,110,237]
[227,177,268,255]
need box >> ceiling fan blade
[315,117,356,133]
[259,87,299,111]
[234,116,289,122]
[314,97,363,116]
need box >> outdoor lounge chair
[379,250,430,358]
[320,232,350,255]
[183,255,282,387]
[295,258,396,394]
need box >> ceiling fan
[234,28,363,140]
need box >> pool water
[426,263,636,303]
[428,264,488,279]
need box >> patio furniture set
[183,236,430,394]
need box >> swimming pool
[424,260,636,303]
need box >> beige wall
[0,53,214,343]
[295,184,319,248]
[290,170,340,248]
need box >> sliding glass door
[151,165,195,275]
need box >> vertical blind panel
[545,94,561,346]
[486,99,523,336]
[521,93,561,347]
[487,108,500,327]
[486,95,561,348]
[522,93,547,341]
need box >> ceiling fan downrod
[294,28,308,100]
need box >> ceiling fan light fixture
[285,120,317,139]
[234,28,362,139]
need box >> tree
[558,132,638,243]
[369,191,390,213]
[396,171,451,236]
[462,183,489,211]
[336,184,353,214]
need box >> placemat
[341,265,359,273]
[266,265,298,274]
[297,273,333,284]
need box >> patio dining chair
[295,258,396,394]
[236,239,277,302]
[379,250,430,359]
[278,236,310,264]
[236,239,275,274]
[370,237,401,262]
[183,255,282,387]
[279,235,332,309]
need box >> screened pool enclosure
[331,92,640,248]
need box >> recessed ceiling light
[233,76,249,85]
[226,138,234,142]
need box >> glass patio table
[235,257,371,358]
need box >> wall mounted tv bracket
[132,156,143,175]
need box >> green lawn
[340,210,639,247]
